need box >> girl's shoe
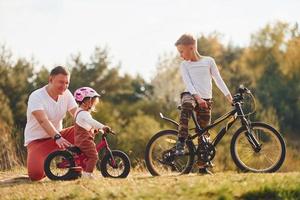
[81,172,95,179]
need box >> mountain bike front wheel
[231,122,286,173]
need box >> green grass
[0,168,300,200]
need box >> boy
[175,34,233,174]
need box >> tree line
[0,21,299,171]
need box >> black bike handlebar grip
[110,130,116,135]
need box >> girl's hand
[102,126,111,133]
[92,129,98,136]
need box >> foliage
[0,21,299,170]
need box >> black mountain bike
[145,86,286,176]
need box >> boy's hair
[50,66,70,76]
[175,34,196,46]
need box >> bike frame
[160,101,261,151]
[58,133,116,169]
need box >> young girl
[73,87,111,178]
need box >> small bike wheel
[231,122,286,173]
[100,150,131,178]
[44,150,77,180]
[145,130,194,176]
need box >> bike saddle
[67,146,81,154]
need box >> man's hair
[50,66,70,76]
[175,34,196,46]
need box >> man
[24,66,77,181]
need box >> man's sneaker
[198,167,213,175]
[175,140,185,155]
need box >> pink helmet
[74,87,101,102]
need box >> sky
[0,0,299,81]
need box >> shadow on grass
[0,175,33,187]
[240,186,300,200]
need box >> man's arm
[32,110,71,148]
[66,89,78,118]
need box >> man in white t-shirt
[24,66,78,181]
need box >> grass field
[1,168,300,200]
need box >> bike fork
[244,122,262,152]
[106,149,117,167]
[237,103,262,152]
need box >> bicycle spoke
[147,133,192,176]
[234,126,283,172]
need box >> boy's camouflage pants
[178,92,212,140]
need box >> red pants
[76,139,98,173]
[74,124,98,173]
[26,126,75,181]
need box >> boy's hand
[198,99,208,109]
[226,94,233,105]
[193,94,208,109]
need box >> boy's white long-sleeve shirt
[180,56,230,99]
[75,108,105,131]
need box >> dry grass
[0,167,299,200]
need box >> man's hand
[55,137,71,149]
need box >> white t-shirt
[24,86,77,146]
[75,108,105,131]
[180,56,231,99]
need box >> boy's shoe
[196,160,215,168]
[198,167,213,175]
[175,140,185,155]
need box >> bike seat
[67,146,81,154]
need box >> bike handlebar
[238,85,251,95]
[233,85,251,104]
[99,129,116,135]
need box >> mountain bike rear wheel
[145,130,195,176]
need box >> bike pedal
[207,162,215,168]
[70,166,83,172]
